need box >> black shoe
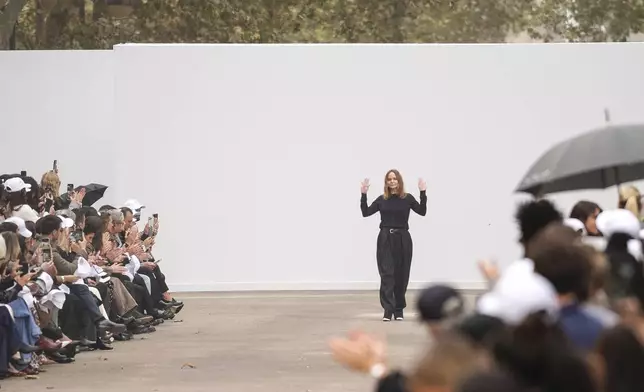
[47,351,75,364]
[158,300,171,309]
[79,338,96,346]
[18,343,43,354]
[162,308,176,320]
[113,332,133,342]
[150,308,169,320]
[394,310,404,321]
[116,315,136,325]
[131,325,156,334]
[91,339,114,351]
[383,311,393,322]
[58,342,80,359]
[125,309,154,325]
[98,319,127,334]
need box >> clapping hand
[360,178,370,194]
[110,265,128,275]
[143,236,154,248]
[15,272,35,287]
[29,248,43,266]
[418,178,427,192]
[478,259,499,282]
[328,330,387,373]
[42,261,57,277]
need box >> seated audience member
[528,224,604,352]
[120,206,182,311]
[328,284,500,392]
[35,215,126,336]
[416,284,465,338]
[1,165,183,382]
[596,325,644,392]
[569,200,602,236]
[596,209,644,303]
[492,311,598,392]
[406,334,487,392]
[2,177,39,222]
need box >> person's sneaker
[383,311,393,322]
[394,310,404,321]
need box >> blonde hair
[618,185,642,218]
[408,333,485,391]
[1,231,20,262]
[383,169,407,200]
[0,236,6,265]
[41,170,61,198]
[58,227,71,253]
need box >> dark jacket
[0,276,23,304]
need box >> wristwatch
[369,363,386,379]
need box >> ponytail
[619,186,642,218]
[621,196,640,217]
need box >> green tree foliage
[1,0,643,50]
[527,0,644,42]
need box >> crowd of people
[330,184,644,392]
[0,168,183,379]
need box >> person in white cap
[598,209,644,309]
[4,216,32,239]
[2,177,39,223]
[564,218,586,235]
[123,199,145,222]
[569,200,602,236]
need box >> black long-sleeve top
[361,190,427,229]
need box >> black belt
[382,228,407,233]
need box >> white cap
[4,216,32,238]
[57,215,74,229]
[3,177,31,193]
[123,199,145,212]
[564,218,586,235]
[596,209,641,238]
[477,265,559,325]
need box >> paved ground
[4,291,461,392]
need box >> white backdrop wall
[2,44,644,291]
[0,50,119,204]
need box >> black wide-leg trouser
[376,228,413,313]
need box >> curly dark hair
[515,199,563,244]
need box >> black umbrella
[76,183,108,207]
[515,124,644,196]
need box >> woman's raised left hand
[418,178,427,192]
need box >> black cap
[455,313,506,346]
[416,284,464,322]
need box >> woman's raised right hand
[360,178,370,194]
